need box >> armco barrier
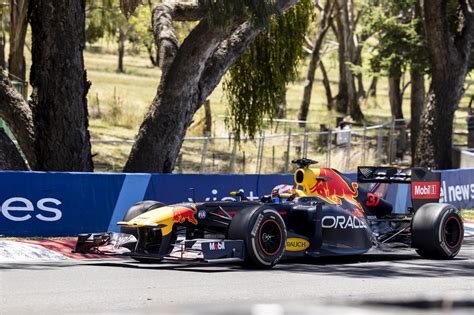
[0,170,472,237]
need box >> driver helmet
[271,184,294,201]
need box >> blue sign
[0,169,472,237]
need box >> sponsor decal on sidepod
[286,238,310,251]
[322,215,366,229]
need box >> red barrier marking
[19,239,119,260]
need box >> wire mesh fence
[91,119,411,173]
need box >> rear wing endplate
[358,167,441,210]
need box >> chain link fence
[92,119,410,173]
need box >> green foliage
[363,0,428,77]
[86,0,127,44]
[199,0,279,28]
[223,0,314,139]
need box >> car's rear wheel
[412,203,463,259]
[228,205,287,269]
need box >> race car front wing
[74,232,245,264]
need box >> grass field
[83,47,473,173]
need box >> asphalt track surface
[1,238,473,314]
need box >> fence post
[388,120,395,164]
[377,126,383,164]
[229,136,237,173]
[256,132,265,174]
[362,123,367,165]
[199,131,210,174]
[303,126,309,158]
[284,129,292,173]
[326,129,332,168]
[272,146,275,172]
[346,129,352,171]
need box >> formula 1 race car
[75,158,464,268]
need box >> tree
[1,0,95,171]
[124,0,308,173]
[365,1,428,121]
[415,0,474,169]
[298,0,333,124]
[224,0,313,137]
[410,0,425,160]
[86,0,132,73]
[9,0,29,81]
[332,0,364,120]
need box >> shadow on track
[1,238,472,278]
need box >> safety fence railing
[91,119,411,173]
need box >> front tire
[228,205,287,269]
[412,203,463,259]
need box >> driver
[271,184,294,202]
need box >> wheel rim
[444,216,462,249]
[257,219,283,256]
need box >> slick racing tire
[120,200,166,237]
[228,205,287,269]
[412,203,464,259]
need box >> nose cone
[127,206,175,227]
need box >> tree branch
[0,71,36,168]
[152,1,180,73]
[197,0,300,103]
[459,0,474,40]
[0,128,28,170]
[173,1,205,21]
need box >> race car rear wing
[357,167,441,210]
[357,166,411,183]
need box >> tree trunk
[415,0,473,169]
[356,73,365,99]
[0,129,27,170]
[320,60,333,110]
[204,99,212,134]
[275,89,287,119]
[410,67,424,162]
[124,18,231,173]
[125,0,300,173]
[118,28,126,73]
[333,14,348,114]
[368,76,378,97]
[298,0,332,123]
[334,0,363,120]
[388,75,403,119]
[29,0,93,171]
[145,41,159,67]
[0,72,36,168]
[0,32,6,69]
[9,0,28,81]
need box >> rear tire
[228,205,287,269]
[120,200,166,237]
[412,203,463,259]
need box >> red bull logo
[172,205,198,225]
[309,168,363,211]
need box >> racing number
[366,193,380,207]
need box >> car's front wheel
[228,205,287,269]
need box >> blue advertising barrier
[0,170,471,237]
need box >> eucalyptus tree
[0,0,92,171]
[124,0,313,172]
[9,0,28,81]
[415,0,474,169]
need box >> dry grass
[83,49,474,173]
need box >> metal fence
[91,119,411,173]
